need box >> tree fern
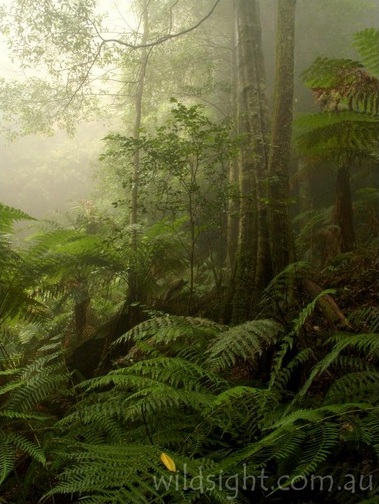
[301,28,379,115]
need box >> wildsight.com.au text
[153,465,373,499]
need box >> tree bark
[333,163,356,253]
[231,0,270,323]
[226,21,240,273]
[130,4,149,247]
[268,0,297,276]
[127,2,150,325]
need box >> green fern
[296,112,379,161]
[348,306,379,332]
[353,28,379,75]
[0,203,34,233]
[206,319,282,371]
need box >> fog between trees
[0,0,376,218]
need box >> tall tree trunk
[130,4,149,249]
[226,19,240,273]
[231,0,270,323]
[127,3,150,325]
[333,163,356,252]
[268,0,296,276]
[226,157,240,271]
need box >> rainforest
[0,1,378,503]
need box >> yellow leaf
[160,452,176,472]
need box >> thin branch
[58,40,105,113]
[96,0,221,50]
[168,0,181,33]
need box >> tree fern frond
[86,357,226,394]
[328,332,379,360]
[113,315,225,350]
[46,443,231,503]
[204,386,276,437]
[296,112,379,161]
[0,203,35,233]
[206,319,282,371]
[2,352,69,412]
[301,37,379,115]
[6,368,69,412]
[353,28,379,75]
[0,410,48,421]
[301,57,362,89]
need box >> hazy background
[0,0,377,219]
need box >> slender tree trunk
[226,13,240,273]
[231,0,270,323]
[130,5,149,248]
[251,0,271,292]
[127,3,150,324]
[268,0,297,276]
[226,157,240,271]
[333,163,356,252]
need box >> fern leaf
[0,203,34,233]
[0,434,15,485]
[206,319,282,371]
[353,28,379,75]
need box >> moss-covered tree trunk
[268,0,296,276]
[231,0,270,323]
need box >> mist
[0,0,376,218]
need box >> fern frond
[260,261,311,317]
[0,433,15,485]
[297,332,379,399]
[348,306,379,332]
[206,319,282,371]
[282,423,340,484]
[301,40,379,115]
[6,431,46,465]
[353,28,379,75]
[46,443,231,503]
[205,386,277,438]
[324,371,379,404]
[302,57,362,89]
[86,356,226,393]
[292,288,336,335]
[113,315,225,350]
[270,346,315,394]
[0,203,34,233]
[1,352,69,412]
[296,112,379,161]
